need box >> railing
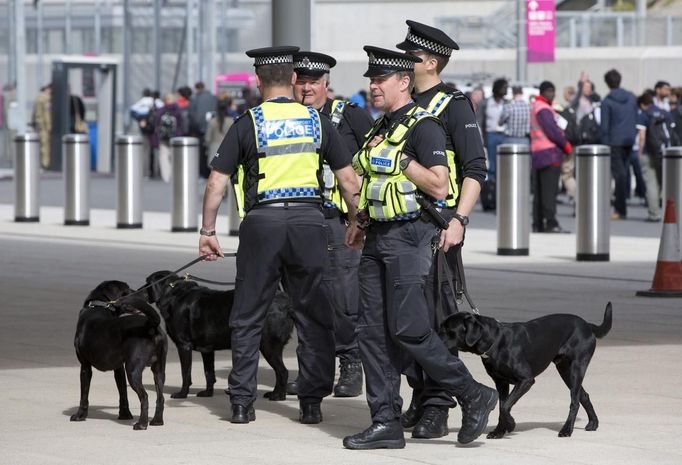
[438,10,681,49]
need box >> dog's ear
[464,314,483,348]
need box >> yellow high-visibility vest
[424,90,460,207]
[232,101,323,216]
[353,105,440,221]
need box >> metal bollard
[663,146,682,251]
[63,134,91,226]
[13,133,41,222]
[116,135,144,229]
[171,137,199,232]
[496,143,531,255]
[575,144,611,261]
[227,184,241,236]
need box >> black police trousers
[322,215,361,360]
[404,238,462,410]
[357,218,474,423]
[228,206,335,407]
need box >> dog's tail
[589,302,613,339]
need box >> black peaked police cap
[362,46,422,78]
[396,20,460,57]
[293,51,337,77]
[245,46,299,67]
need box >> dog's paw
[70,412,87,422]
[585,420,598,431]
[558,428,573,437]
[133,422,148,431]
[196,388,214,398]
[118,409,133,420]
[486,430,506,439]
[264,390,286,401]
[150,417,164,426]
[170,390,189,399]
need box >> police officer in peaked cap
[199,46,363,426]
[284,51,374,399]
[395,20,489,439]
[342,46,496,450]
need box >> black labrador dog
[440,303,612,438]
[144,271,294,400]
[71,280,167,430]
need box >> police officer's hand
[439,218,464,252]
[345,221,365,250]
[199,235,224,261]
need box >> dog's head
[83,280,133,307]
[439,312,491,356]
[143,270,181,304]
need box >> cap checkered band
[406,30,452,57]
[254,54,294,66]
[368,53,415,70]
[294,56,330,73]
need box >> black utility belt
[254,201,321,209]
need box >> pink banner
[527,0,555,63]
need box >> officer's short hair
[256,64,295,87]
[424,52,449,74]
[397,71,416,93]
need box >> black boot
[412,405,449,439]
[333,357,363,397]
[343,421,405,450]
[299,402,322,424]
[457,382,498,444]
[230,404,255,424]
[400,396,423,428]
[286,378,299,396]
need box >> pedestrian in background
[154,93,183,183]
[31,84,52,169]
[482,78,508,180]
[204,95,234,168]
[530,81,572,233]
[499,85,530,145]
[600,69,637,220]
[188,81,217,178]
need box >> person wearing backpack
[636,91,672,222]
[154,93,183,183]
[600,69,637,220]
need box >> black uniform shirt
[211,97,352,175]
[413,82,487,185]
[320,99,374,154]
[376,101,447,169]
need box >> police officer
[395,21,488,439]
[342,46,496,450]
[199,46,362,425]
[289,51,374,398]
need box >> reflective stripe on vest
[530,99,557,153]
[232,101,323,217]
[354,105,437,221]
[322,99,349,212]
[425,90,459,207]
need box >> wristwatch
[199,228,216,236]
[453,213,469,227]
[399,155,414,171]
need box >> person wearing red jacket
[530,81,572,233]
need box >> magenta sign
[527,0,555,63]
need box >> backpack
[559,107,579,145]
[645,108,671,157]
[138,109,156,135]
[157,111,178,142]
[578,109,601,145]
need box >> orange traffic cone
[637,199,682,297]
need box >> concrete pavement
[1,176,681,465]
